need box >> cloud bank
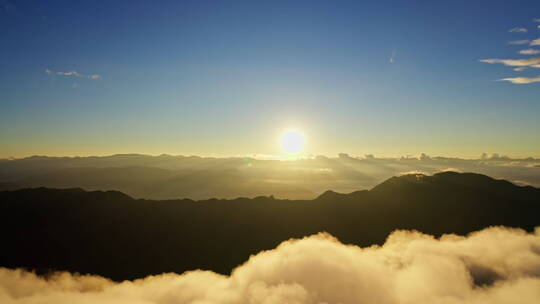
[1,226,539,304]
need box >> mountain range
[1,154,540,200]
[1,171,538,281]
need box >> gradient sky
[2,0,540,158]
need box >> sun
[280,130,305,155]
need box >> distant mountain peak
[316,190,342,200]
[316,189,368,200]
[370,171,526,195]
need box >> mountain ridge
[2,154,540,200]
[0,172,538,281]
[6,171,536,201]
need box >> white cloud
[531,39,540,46]
[535,18,540,22]
[0,227,539,304]
[514,67,527,71]
[509,40,530,45]
[439,167,462,173]
[499,75,540,84]
[56,70,84,77]
[509,27,527,33]
[519,49,540,55]
[398,170,428,176]
[480,56,540,67]
[45,69,102,80]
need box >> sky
[1,0,540,158]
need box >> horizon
[3,151,540,161]
[2,149,539,200]
[3,170,535,198]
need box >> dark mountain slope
[0,172,538,281]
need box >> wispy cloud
[509,40,530,45]
[480,57,540,68]
[56,71,84,77]
[519,49,540,55]
[499,75,540,84]
[509,27,527,33]
[389,48,396,63]
[483,18,540,84]
[45,68,102,80]
[508,40,531,45]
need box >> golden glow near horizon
[280,129,305,155]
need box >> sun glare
[280,130,305,155]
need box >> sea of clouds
[1,226,539,304]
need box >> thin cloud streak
[45,68,102,80]
[389,48,397,63]
[480,57,540,68]
[531,38,540,46]
[519,49,540,55]
[509,27,527,33]
[499,75,540,84]
[509,40,530,45]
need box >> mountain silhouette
[0,172,538,281]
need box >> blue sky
[1,0,540,158]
